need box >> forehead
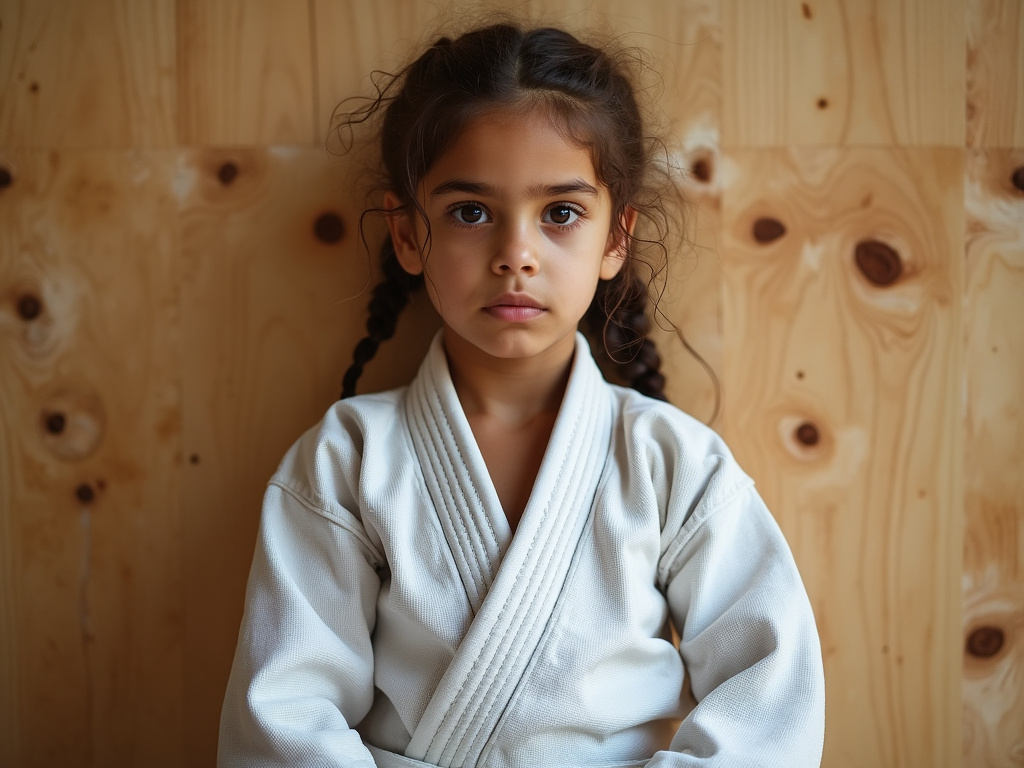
[425,109,601,193]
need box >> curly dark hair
[336,21,684,401]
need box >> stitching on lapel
[432,398,588,763]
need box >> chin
[486,332,574,363]
[443,324,575,365]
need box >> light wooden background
[0,0,1021,766]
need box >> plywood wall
[0,1,1021,767]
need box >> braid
[583,271,668,401]
[340,238,422,399]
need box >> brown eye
[451,204,487,224]
[545,204,581,226]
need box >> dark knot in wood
[690,156,712,183]
[1012,166,1024,194]
[17,294,42,320]
[795,422,820,446]
[314,212,345,243]
[76,484,95,503]
[217,162,239,185]
[855,239,902,286]
[966,626,1004,658]
[753,217,786,243]
[44,411,67,434]
[0,166,12,189]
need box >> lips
[484,293,546,322]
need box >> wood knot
[855,239,902,286]
[40,390,106,461]
[17,294,42,320]
[780,414,830,461]
[690,155,713,183]
[43,411,66,434]
[0,166,12,189]
[1012,166,1024,194]
[314,212,345,243]
[795,422,820,446]
[217,161,239,185]
[75,483,95,503]
[816,97,828,109]
[802,2,813,19]
[752,217,786,243]
[966,626,1004,659]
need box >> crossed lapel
[403,333,614,768]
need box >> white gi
[219,333,825,767]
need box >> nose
[491,222,539,275]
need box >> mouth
[484,293,546,322]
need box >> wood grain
[0,149,183,766]
[721,0,965,148]
[177,0,316,146]
[315,0,722,137]
[0,0,177,149]
[967,0,1024,147]
[2,2,1017,767]
[718,147,964,767]
[962,147,1024,767]
[651,174,724,424]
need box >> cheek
[557,235,612,280]
[420,255,476,312]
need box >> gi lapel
[405,333,510,615]
[404,333,614,768]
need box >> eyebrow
[429,177,600,198]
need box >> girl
[219,21,825,768]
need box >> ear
[384,191,424,276]
[600,205,638,280]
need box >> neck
[442,333,575,423]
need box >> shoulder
[611,386,739,475]
[608,386,754,522]
[270,387,410,518]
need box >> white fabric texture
[218,333,825,767]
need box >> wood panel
[0,150,183,766]
[315,0,722,139]
[718,147,964,767]
[721,0,965,148]
[652,172,724,423]
[3,1,1019,767]
[601,0,724,420]
[967,0,1024,147]
[962,148,1024,767]
[0,0,177,149]
[177,0,316,146]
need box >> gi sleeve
[217,480,383,768]
[651,481,826,767]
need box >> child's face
[387,108,628,373]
